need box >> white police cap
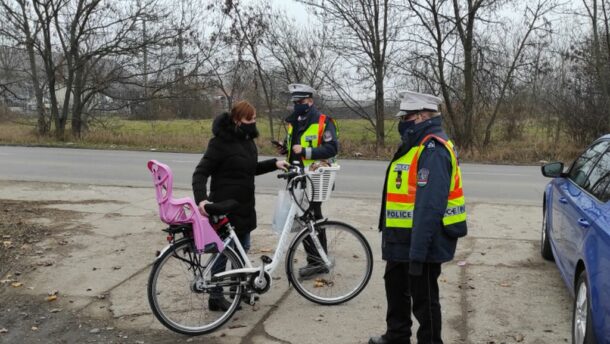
[396,90,442,117]
[289,83,316,101]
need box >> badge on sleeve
[417,168,429,187]
[323,130,333,142]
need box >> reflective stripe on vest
[287,114,327,167]
[385,134,466,228]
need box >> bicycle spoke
[148,240,244,335]
[287,221,373,305]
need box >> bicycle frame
[147,161,372,335]
[212,183,331,280]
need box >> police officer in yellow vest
[281,83,338,278]
[369,91,467,344]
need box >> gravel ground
[0,199,220,344]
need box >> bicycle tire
[147,238,244,335]
[285,220,373,305]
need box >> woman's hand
[198,200,211,216]
[275,160,290,171]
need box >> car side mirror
[541,162,564,178]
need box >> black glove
[409,261,423,276]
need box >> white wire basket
[305,165,340,202]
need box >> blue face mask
[398,120,416,137]
[293,103,310,116]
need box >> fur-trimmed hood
[212,112,242,141]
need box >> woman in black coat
[192,100,288,311]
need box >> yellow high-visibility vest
[385,134,466,228]
[287,114,330,167]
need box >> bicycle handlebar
[277,171,299,179]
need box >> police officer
[280,83,339,278]
[369,91,467,344]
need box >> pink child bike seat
[147,160,224,253]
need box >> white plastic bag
[272,190,291,235]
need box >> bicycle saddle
[204,199,240,216]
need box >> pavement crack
[240,285,293,344]
[457,236,476,343]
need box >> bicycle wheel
[286,220,373,305]
[147,238,244,335]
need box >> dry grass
[0,116,584,164]
[460,139,582,165]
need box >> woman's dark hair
[230,100,256,122]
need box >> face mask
[398,120,416,137]
[238,122,259,139]
[293,103,310,116]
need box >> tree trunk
[462,28,475,149]
[374,69,385,151]
[71,64,85,137]
[18,2,48,135]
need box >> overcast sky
[263,0,310,24]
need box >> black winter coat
[192,112,278,234]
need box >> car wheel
[572,270,596,344]
[541,203,554,261]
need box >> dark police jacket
[284,105,338,163]
[192,112,277,234]
[378,116,466,263]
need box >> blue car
[541,134,610,344]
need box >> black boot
[369,335,403,344]
[208,296,241,312]
[298,263,329,279]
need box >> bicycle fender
[154,238,192,262]
[155,244,174,262]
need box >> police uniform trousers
[303,202,327,263]
[384,261,443,344]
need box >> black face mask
[237,122,259,139]
[293,103,310,116]
[398,120,416,141]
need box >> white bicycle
[147,163,373,335]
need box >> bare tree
[261,10,342,137]
[1,0,204,138]
[403,0,556,149]
[204,11,256,111]
[264,13,339,91]
[0,0,50,134]
[481,0,556,145]
[55,0,202,136]
[300,0,405,150]
[0,45,27,101]
[220,1,277,138]
[540,0,610,144]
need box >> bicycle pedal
[242,294,259,305]
[260,255,272,264]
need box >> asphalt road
[0,146,550,203]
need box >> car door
[579,150,610,339]
[554,140,609,280]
